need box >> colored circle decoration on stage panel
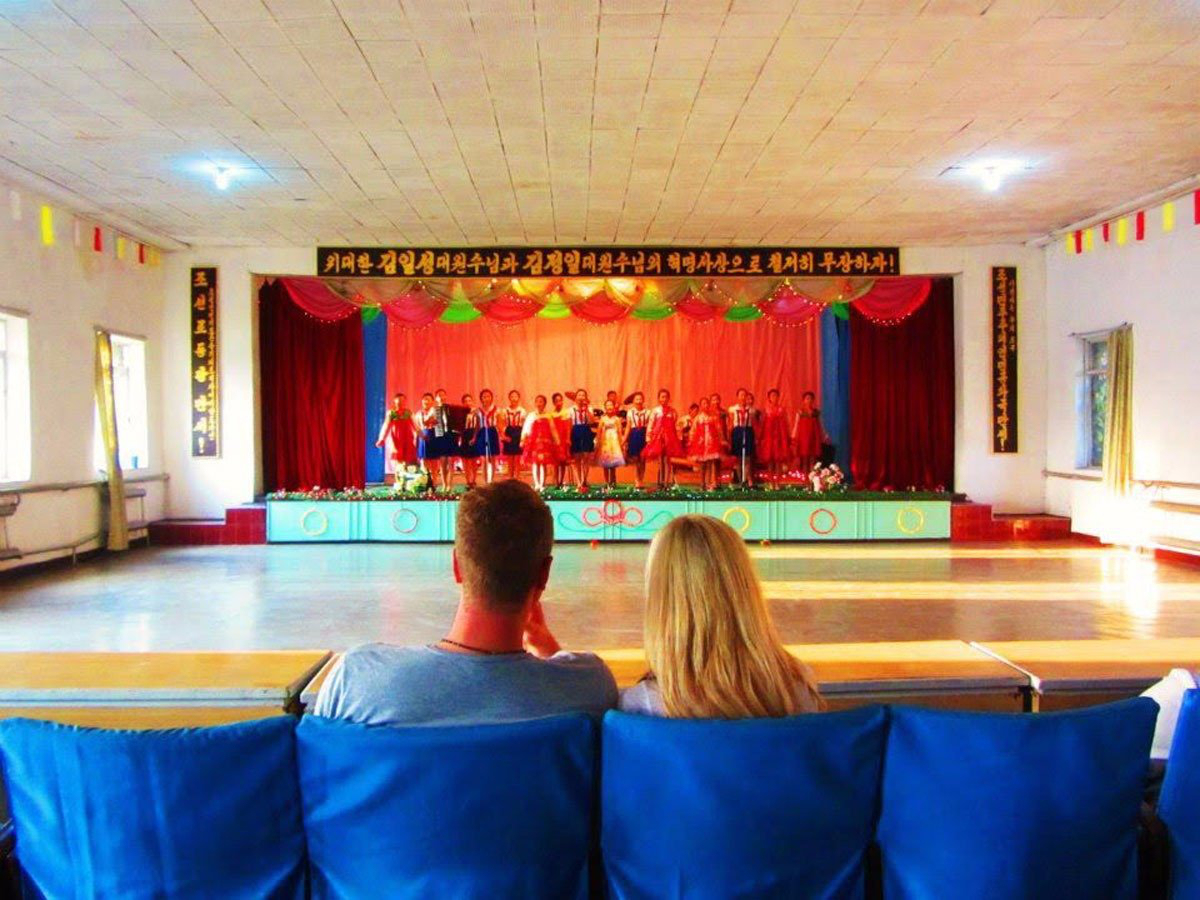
[581,499,644,529]
[299,508,329,537]
[809,508,838,535]
[390,508,419,535]
[896,506,926,535]
[721,506,752,535]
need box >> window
[0,311,31,483]
[1077,335,1109,469]
[94,334,149,472]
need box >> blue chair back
[1158,689,1200,899]
[877,699,1158,900]
[296,713,596,899]
[601,706,888,899]
[0,716,305,899]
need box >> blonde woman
[621,515,823,718]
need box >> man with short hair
[313,480,617,726]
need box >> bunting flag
[1116,217,1129,245]
[1064,233,1074,254]
[116,235,127,259]
[1194,189,1200,225]
[1135,210,1146,241]
[1082,227,1095,252]
[93,226,103,252]
[137,242,146,264]
[1072,230,1083,254]
[1163,201,1175,233]
[1102,222,1110,243]
[39,205,54,245]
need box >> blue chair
[877,699,1158,900]
[601,706,888,899]
[296,713,596,899]
[0,716,306,899]
[1157,689,1200,899]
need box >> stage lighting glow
[180,160,257,191]
[960,158,1030,192]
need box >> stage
[265,488,952,543]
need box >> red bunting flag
[92,226,103,252]
[1101,222,1110,242]
[1135,210,1146,240]
[1194,189,1199,225]
[1073,230,1083,254]
[137,242,145,264]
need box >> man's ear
[536,554,553,591]
[452,548,464,585]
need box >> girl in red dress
[791,390,826,475]
[688,396,723,491]
[645,388,684,489]
[521,394,560,492]
[550,391,574,488]
[376,393,417,482]
[758,388,792,491]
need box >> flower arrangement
[807,462,846,493]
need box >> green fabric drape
[1102,325,1134,495]
[94,330,129,551]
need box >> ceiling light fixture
[957,158,1030,193]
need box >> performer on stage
[792,390,826,475]
[415,392,441,488]
[605,389,627,424]
[375,392,417,483]
[521,394,560,492]
[595,398,626,489]
[570,388,596,489]
[433,389,455,489]
[688,395,723,491]
[459,393,479,488]
[625,391,650,490]
[711,392,730,450]
[730,388,756,488]
[646,388,684,490]
[551,392,573,489]
[474,389,502,485]
[502,389,527,480]
[758,388,792,491]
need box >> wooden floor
[2,540,1199,651]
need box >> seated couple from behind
[314,482,821,726]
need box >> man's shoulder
[338,642,433,674]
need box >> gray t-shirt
[312,643,618,727]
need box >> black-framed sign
[190,266,220,458]
[317,245,900,279]
[991,266,1018,454]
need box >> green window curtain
[1102,325,1134,495]
[95,330,129,551]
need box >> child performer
[502,389,526,480]
[433,388,455,488]
[569,388,596,489]
[688,396,722,491]
[792,390,826,475]
[729,388,756,488]
[473,389,502,485]
[551,392,574,488]
[624,391,650,489]
[415,392,441,488]
[646,388,684,489]
[376,392,417,483]
[595,398,626,490]
[680,402,699,449]
[758,388,791,491]
[458,393,479,488]
[521,395,560,492]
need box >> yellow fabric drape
[94,330,129,551]
[1102,325,1134,495]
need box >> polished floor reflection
[1,541,1198,652]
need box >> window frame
[0,309,31,485]
[95,330,150,473]
[1077,334,1110,470]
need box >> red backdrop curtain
[260,280,365,491]
[850,277,954,491]
[384,314,821,412]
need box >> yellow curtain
[95,330,129,551]
[1102,325,1134,495]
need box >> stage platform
[265,491,952,543]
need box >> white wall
[1044,207,1200,544]
[157,242,1047,518]
[161,247,312,519]
[0,181,166,571]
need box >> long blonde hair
[644,515,822,719]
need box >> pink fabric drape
[279,276,359,322]
[385,315,821,411]
[853,277,931,324]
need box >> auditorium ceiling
[0,0,1198,247]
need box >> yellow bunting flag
[1083,227,1095,252]
[1064,233,1074,254]
[116,235,126,260]
[1116,217,1129,246]
[39,205,54,245]
[1163,201,1175,233]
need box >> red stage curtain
[385,314,821,413]
[850,278,954,491]
[260,280,366,491]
